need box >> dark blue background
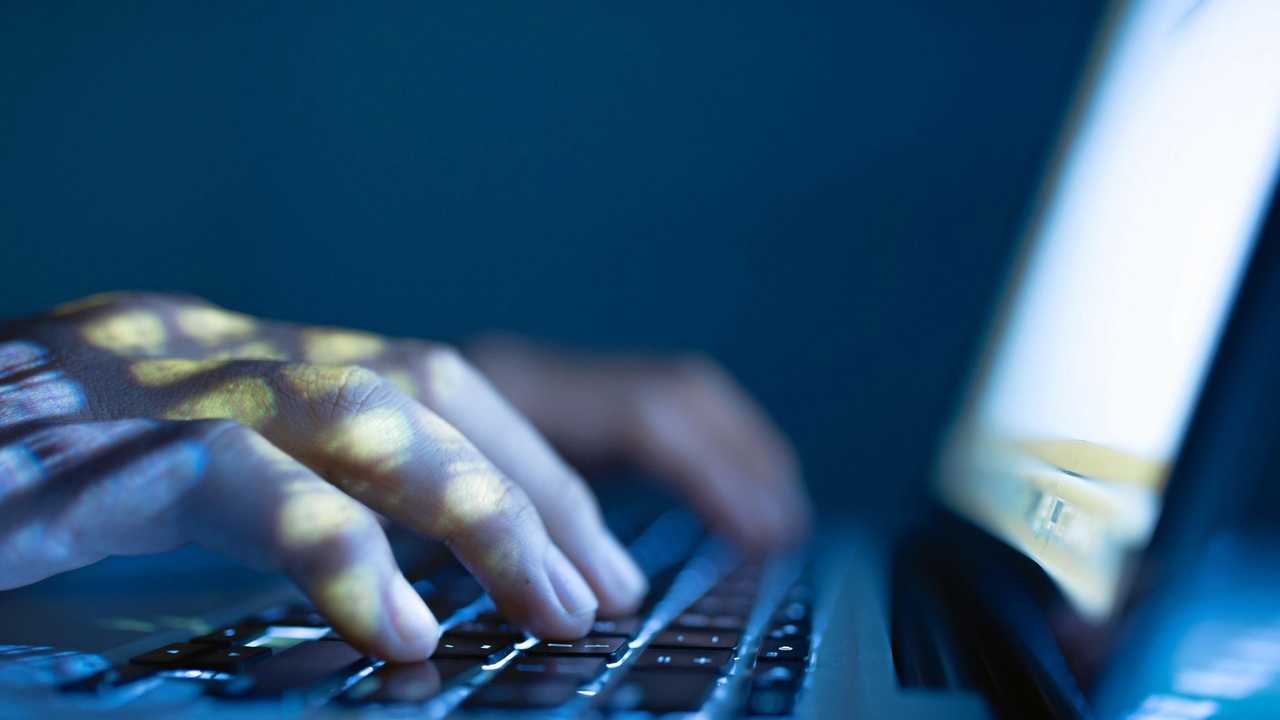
[0,1,1103,517]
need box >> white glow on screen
[943,0,1280,616]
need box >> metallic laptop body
[2,1,1279,717]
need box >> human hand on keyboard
[0,292,809,663]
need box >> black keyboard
[64,509,817,717]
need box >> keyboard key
[651,630,740,649]
[130,643,211,667]
[186,645,271,672]
[634,648,733,672]
[753,660,803,688]
[191,623,265,646]
[342,658,477,704]
[214,640,368,698]
[501,656,607,680]
[432,634,518,663]
[759,637,809,662]
[603,670,718,713]
[673,612,745,631]
[528,636,627,661]
[747,684,798,716]
[590,616,643,637]
[463,677,581,709]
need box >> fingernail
[387,575,439,658]
[544,544,599,618]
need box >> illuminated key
[527,636,626,661]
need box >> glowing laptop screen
[939,0,1280,617]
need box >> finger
[187,421,439,661]
[627,395,790,552]
[661,361,812,541]
[469,339,811,551]
[403,344,646,616]
[0,418,438,662]
[137,360,598,639]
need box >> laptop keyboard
[63,509,817,717]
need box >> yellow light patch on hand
[478,536,524,579]
[131,358,232,387]
[174,306,258,345]
[318,565,383,639]
[302,329,386,365]
[438,460,511,533]
[278,490,368,549]
[82,311,167,356]
[279,364,366,404]
[164,377,277,428]
[322,407,414,473]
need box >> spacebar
[217,641,370,698]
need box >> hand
[0,292,808,663]
[0,292,644,661]
[469,336,810,553]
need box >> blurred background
[0,1,1105,520]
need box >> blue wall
[0,1,1103,518]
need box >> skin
[0,292,810,662]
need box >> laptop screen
[937,0,1280,618]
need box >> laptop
[3,0,1280,716]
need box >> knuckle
[275,362,395,422]
[329,366,391,415]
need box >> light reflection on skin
[0,372,87,429]
[163,377,277,428]
[318,565,383,639]
[132,358,233,387]
[302,329,386,365]
[322,408,415,473]
[174,306,257,345]
[80,311,168,356]
[277,489,369,549]
[279,363,367,404]
[0,341,49,376]
[478,535,524,579]
[438,460,511,535]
